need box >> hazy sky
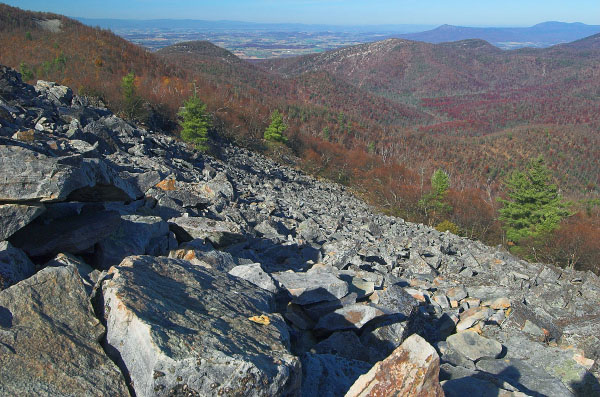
[4,0,600,26]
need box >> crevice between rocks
[91,275,137,397]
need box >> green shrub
[436,220,461,235]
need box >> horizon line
[70,17,600,29]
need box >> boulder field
[1,65,599,396]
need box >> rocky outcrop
[100,256,300,397]
[0,266,129,396]
[1,65,599,396]
[0,144,139,203]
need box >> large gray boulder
[101,256,300,397]
[94,215,170,269]
[0,266,129,396]
[0,145,139,203]
[0,203,45,240]
[0,241,35,290]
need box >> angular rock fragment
[229,263,279,293]
[0,203,45,240]
[201,171,235,201]
[35,80,73,105]
[0,241,35,290]
[345,334,444,397]
[374,283,421,316]
[439,345,477,370]
[282,302,314,330]
[322,239,360,269]
[272,270,349,305]
[303,292,358,320]
[301,353,371,397]
[360,319,414,363]
[170,241,238,272]
[446,331,503,361]
[456,307,493,332]
[311,331,370,362]
[446,286,468,302]
[0,266,129,396]
[343,275,375,299]
[483,297,511,310]
[315,304,385,334]
[101,256,300,397]
[169,216,244,247]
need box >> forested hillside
[1,3,598,273]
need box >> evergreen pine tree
[121,71,145,121]
[498,156,571,243]
[178,94,212,151]
[419,169,452,223]
[264,110,288,143]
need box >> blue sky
[4,0,600,26]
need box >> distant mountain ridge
[75,17,433,33]
[76,17,600,50]
[397,21,600,49]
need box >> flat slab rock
[446,331,503,361]
[0,266,129,396]
[272,271,349,305]
[345,334,444,397]
[476,358,573,397]
[101,255,300,397]
[169,216,244,248]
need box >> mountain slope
[260,35,600,129]
[1,67,599,396]
[157,40,433,128]
[259,35,600,194]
